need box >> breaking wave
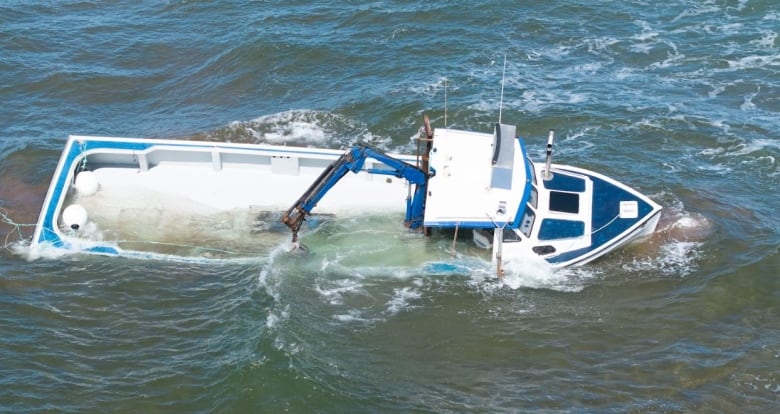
[206,109,392,149]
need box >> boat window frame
[519,205,536,238]
[528,185,538,209]
[548,190,580,214]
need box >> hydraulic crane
[281,144,430,244]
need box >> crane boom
[281,144,429,242]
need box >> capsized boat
[31,116,661,268]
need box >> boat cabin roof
[423,124,532,229]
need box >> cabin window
[519,207,535,237]
[549,191,579,214]
[533,245,556,255]
[528,186,538,209]
[528,158,537,185]
[503,228,522,243]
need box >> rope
[1,207,35,248]
[78,139,88,172]
[590,214,621,236]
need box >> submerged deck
[35,136,419,257]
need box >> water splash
[207,109,391,149]
[617,193,712,277]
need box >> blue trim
[86,245,120,255]
[37,140,80,246]
[508,138,533,229]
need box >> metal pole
[495,228,504,279]
[543,129,555,181]
[451,223,459,256]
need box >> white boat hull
[32,136,416,259]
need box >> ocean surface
[1,1,778,412]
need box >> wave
[206,109,394,150]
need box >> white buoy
[62,204,88,231]
[74,171,100,196]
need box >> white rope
[78,140,88,171]
[1,207,35,248]
[590,214,621,236]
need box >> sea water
[1,1,778,412]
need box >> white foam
[222,109,376,148]
[315,277,364,306]
[765,11,780,21]
[584,37,619,53]
[411,76,452,98]
[727,53,780,70]
[501,256,595,292]
[257,242,295,302]
[13,240,66,261]
[615,67,641,80]
[671,216,699,230]
[750,30,777,49]
[450,249,595,293]
[244,111,329,144]
[672,5,722,23]
[647,48,685,69]
[706,138,780,159]
[718,23,745,35]
[265,308,288,330]
[332,310,369,323]
[631,20,659,42]
[621,197,712,277]
[265,120,326,143]
[622,240,703,276]
[384,286,421,315]
[741,94,758,111]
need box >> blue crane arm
[281,144,429,242]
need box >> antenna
[498,54,507,124]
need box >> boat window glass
[527,158,537,185]
[533,245,556,255]
[549,191,579,214]
[503,228,522,242]
[519,207,535,237]
[472,229,493,249]
[528,186,538,209]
